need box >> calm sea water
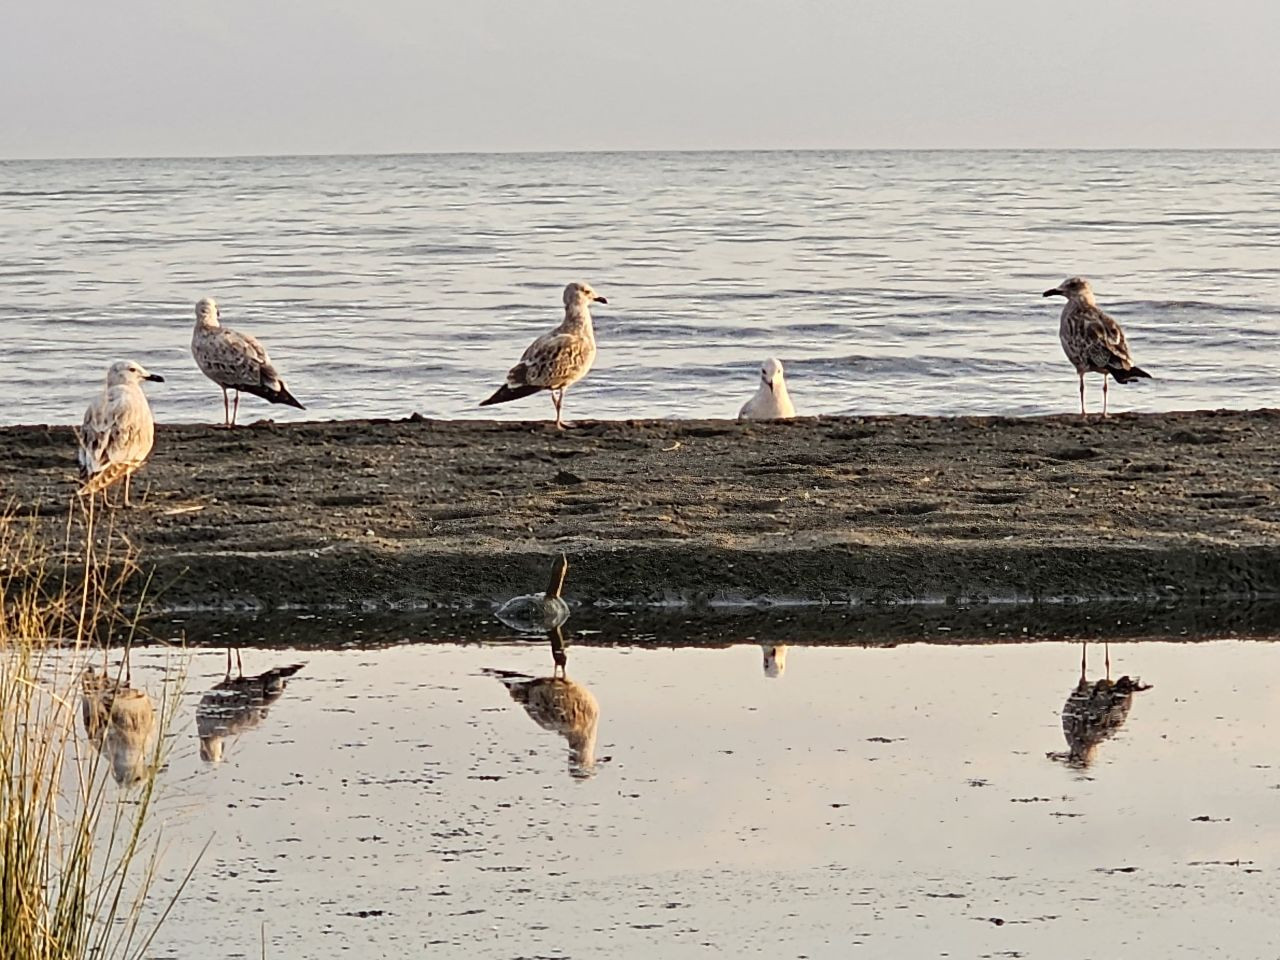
[1,150,1278,426]
[94,634,1280,958]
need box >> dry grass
[1,499,195,960]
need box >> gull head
[1043,277,1094,302]
[759,357,786,393]
[199,735,225,763]
[106,360,164,387]
[564,282,607,307]
[761,644,788,678]
[195,297,220,325]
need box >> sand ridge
[3,411,1279,610]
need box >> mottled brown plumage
[196,649,305,763]
[480,282,607,428]
[1044,277,1151,417]
[1053,643,1151,768]
[191,297,305,427]
[484,632,600,779]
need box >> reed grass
[1,500,194,960]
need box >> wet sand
[4,410,1280,611]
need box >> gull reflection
[81,656,156,786]
[495,554,570,633]
[761,644,788,678]
[1051,641,1151,768]
[197,648,305,763]
[484,627,601,779]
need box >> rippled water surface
[2,150,1279,425]
[89,631,1280,958]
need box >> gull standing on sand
[190,298,304,427]
[1044,277,1151,418]
[480,282,606,428]
[738,357,796,420]
[78,360,164,507]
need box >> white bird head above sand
[105,360,164,387]
[1043,277,1095,304]
[195,297,220,326]
[563,282,607,308]
[760,357,786,392]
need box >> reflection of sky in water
[130,639,1280,957]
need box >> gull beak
[593,295,607,304]
[145,373,165,382]
[1043,288,1063,298]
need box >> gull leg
[221,387,230,428]
[1080,640,1087,684]
[123,473,132,508]
[552,389,565,430]
[1078,372,1086,419]
[1102,374,1110,419]
[224,647,233,681]
[1105,642,1111,682]
[232,390,241,427]
[235,647,243,678]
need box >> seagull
[190,298,304,427]
[1051,642,1152,768]
[1043,277,1151,418]
[738,358,796,420]
[760,644,788,678]
[480,282,606,428]
[81,658,157,786]
[196,649,305,763]
[78,360,164,507]
[484,627,601,780]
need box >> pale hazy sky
[2,0,1278,159]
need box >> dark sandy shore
[3,411,1279,611]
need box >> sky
[2,0,1278,159]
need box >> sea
[1,149,1277,426]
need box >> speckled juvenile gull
[480,282,607,428]
[738,357,796,420]
[1051,642,1151,768]
[78,360,164,507]
[196,650,305,763]
[487,667,600,780]
[191,298,304,427]
[1043,277,1151,418]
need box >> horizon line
[3,145,1280,163]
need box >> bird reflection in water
[196,648,305,763]
[1050,641,1152,768]
[761,644,788,678]
[81,653,156,786]
[484,626,602,780]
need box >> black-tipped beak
[1043,288,1063,298]
[594,295,607,304]
[145,374,165,382]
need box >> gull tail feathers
[1109,364,1152,383]
[239,382,306,409]
[481,383,541,406]
[79,463,132,497]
